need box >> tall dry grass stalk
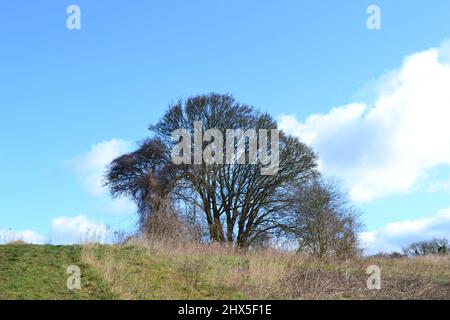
[0,230,28,245]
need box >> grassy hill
[0,240,449,300]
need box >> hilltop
[1,240,449,300]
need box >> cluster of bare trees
[105,93,363,257]
[403,238,449,256]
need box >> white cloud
[68,139,133,196]
[360,208,450,254]
[0,229,46,244]
[67,139,137,214]
[49,215,109,244]
[1,215,111,245]
[427,179,450,194]
[280,40,450,203]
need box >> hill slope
[0,242,449,300]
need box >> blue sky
[1,1,450,253]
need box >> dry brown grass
[4,240,27,245]
[81,237,450,300]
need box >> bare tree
[285,179,362,258]
[105,138,178,232]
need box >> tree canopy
[105,93,362,251]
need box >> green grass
[81,244,245,299]
[1,242,449,300]
[0,244,113,300]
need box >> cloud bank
[280,40,450,203]
[360,207,450,255]
[0,215,109,245]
